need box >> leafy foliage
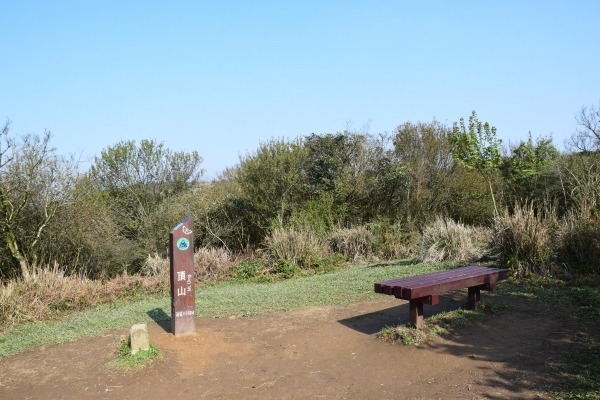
[501,133,559,205]
[3,101,600,282]
[90,139,204,250]
[450,111,503,215]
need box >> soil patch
[0,292,580,399]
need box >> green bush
[290,193,335,237]
[235,261,262,280]
[311,253,346,273]
[235,138,308,244]
[273,259,301,278]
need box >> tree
[393,120,455,224]
[563,101,600,217]
[235,138,307,236]
[500,133,559,205]
[450,111,503,216]
[89,139,204,249]
[569,100,600,152]
[0,120,79,278]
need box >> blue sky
[1,1,599,179]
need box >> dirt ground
[0,291,582,399]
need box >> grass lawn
[0,259,450,357]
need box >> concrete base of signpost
[130,324,150,355]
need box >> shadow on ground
[366,258,419,268]
[146,308,171,333]
[338,292,466,334]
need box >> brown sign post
[169,216,196,336]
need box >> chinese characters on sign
[175,271,193,296]
[169,216,196,336]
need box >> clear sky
[1,1,599,179]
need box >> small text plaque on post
[169,216,196,336]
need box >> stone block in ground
[130,324,150,355]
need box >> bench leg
[409,300,424,327]
[468,287,481,310]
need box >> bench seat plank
[375,265,482,288]
[389,268,492,296]
[375,266,507,298]
[403,269,508,299]
[401,267,506,290]
[375,266,482,295]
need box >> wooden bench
[374,266,509,326]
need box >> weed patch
[108,339,162,371]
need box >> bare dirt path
[0,292,573,399]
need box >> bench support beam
[468,286,481,310]
[467,282,496,310]
[409,300,423,327]
[408,295,439,326]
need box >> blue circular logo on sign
[176,238,190,251]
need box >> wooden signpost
[169,216,196,336]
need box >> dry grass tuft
[263,226,329,269]
[329,226,375,262]
[420,217,484,264]
[0,264,167,330]
[492,203,556,276]
[140,253,169,277]
[374,224,421,260]
[194,247,238,281]
[555,211,600,275]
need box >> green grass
[495,276,600,322]
[108,340,162,371]
[547,346,600,400]
[0,259,450,357]
[496,276,600,400]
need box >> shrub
[273,259,301,279]
[235,261,263,280]
[491,203,556,276]
[420,217,483,264]
[369,221,421,260]
[311,253,346,273]
[329,226,375,262]
[556,211,600,275]
[263,226,329,270]
[194,247,237,282]
[141,253,169,278]
[235,138,308,244]
[290,193,335,237]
